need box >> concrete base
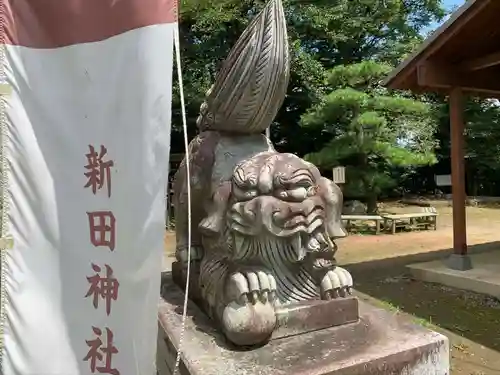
[445,253,473,271]
[408,250,500,299]
[157,277,449,375]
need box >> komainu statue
[172,0,355,346]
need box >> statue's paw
[226,270,277,305]
[176,245,204,264]
[222,271,277,346]
[221,300,277,346]
[320,266,353,300]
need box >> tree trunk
[359,163,377,214]
[366,194,378,214]
[472,178,478,197]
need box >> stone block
[273,297,359,340]
[157,277,449,375]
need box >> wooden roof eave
[414,61,500,99]
[383,0,500,97]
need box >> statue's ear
[327,219,348,239]
[318,177,347,239]
[199,182,232,236]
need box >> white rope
[172,23,192,375]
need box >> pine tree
[301,61,438,212]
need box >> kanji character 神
[84,145,114,197]
[87,211,116,251]
[83,326,120,375]
[85,263,119,316]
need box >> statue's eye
[284,178,312,190]
[295,179,312,188]
[275,187,308,202]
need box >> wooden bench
[341,215,384,234]
[381,213,438,234]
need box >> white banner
[2,1,176,374]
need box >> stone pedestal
[157,277,449,375]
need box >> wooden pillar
[448,88,471,269]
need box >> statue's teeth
[308,237,320,251]
[315,231,327,245]
[292,234,305,261]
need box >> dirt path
[337,203,500,264]
[165,203,500,263]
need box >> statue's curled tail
[196,0,290,134]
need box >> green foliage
[462,99,500,194]
[172,0,446,155]
[173,0,500,198]
[430,96,500,196]
[172,0,500,202]
[301,61,438,211]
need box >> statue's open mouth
[228,195,338,265]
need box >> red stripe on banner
[3,0,178,48]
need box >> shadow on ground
[345,241,500,353]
